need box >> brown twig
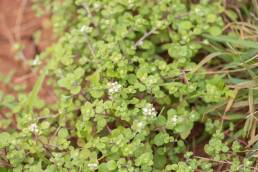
[134,28,157,49]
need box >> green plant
[0,0,257,171]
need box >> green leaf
[0,168,11,172]
[74,67,85,79]
[89,89,104,98]
[87,70,100,85]
[168,44,191,59]
[135,152,153,166]
[106,160,117,171]
[0,132,10,148]
[26,68,47,113]
[71,85,81,95]
[40,121,50,129]
[178,125,193,139]
[208,26,222,36]
[206,14,217,23]
[178,21,192,31]
[203,34,258,48]
[153,132,170,146]
[154,154,167,169]
[81,102,94,120]
[96,117,107,132]
[58,128,69,138]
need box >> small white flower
[31,57,41,66]
[80,26,86,32]
[142,104,157,118]
[171,116,178,124]
[29,123,39,133]
[190,113,196,120]
[137,121,145,127]
[93,3,101,9]
[80,25,92,33]
[88,163,98,170]
[132,120,146,132]
[108,81,122,96]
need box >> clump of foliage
[0,0,258,171]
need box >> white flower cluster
[170,116,183,125]
[108,81,122,96]
[143,104,157,118]
[87,163,98,170]
[29,123,39,133]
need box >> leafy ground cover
[0,0,257,171]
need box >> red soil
[0,0,55,102]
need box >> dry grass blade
[228,80,257,89]
[232,98,258,109]
[191,52,226,74]
[224,88,239,114]
[247,134,258,148]
[221,89,239,124]
[243,89,256,138]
